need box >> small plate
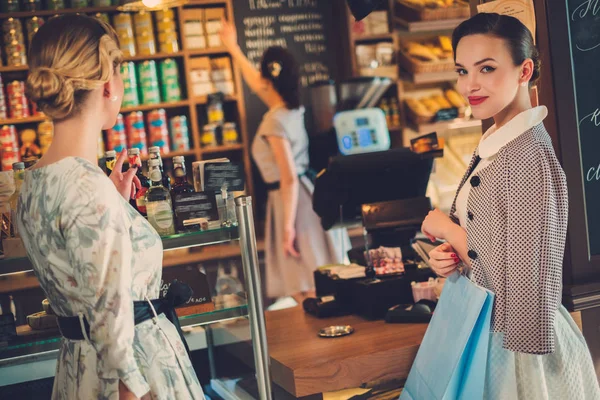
[318,325,354,338]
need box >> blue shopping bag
[400,272,494,400]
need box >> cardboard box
[205,8,225,34]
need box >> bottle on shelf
[128,148,150,216]
[171,156,194,195]
[148,146,171,190]
[104,150,116,176]
[145,159,175,236]
[389,98,401,127]
[380,98,392,127]
[222,122,239,145]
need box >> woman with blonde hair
[17,15,204,400]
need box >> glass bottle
[128,148,150,216]
[148,146,171,190]
[145,159,175,236]
[104,150,116,177]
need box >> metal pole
[235,196,273,400]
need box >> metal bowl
[318,325,354,338]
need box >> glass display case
[0,196,272,400]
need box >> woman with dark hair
[220,21,349,304]
[420,13,600,398]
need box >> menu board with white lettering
[567,0,600,254]
[232,0,341,139]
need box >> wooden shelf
[0,65,28,73]
[201,144,243,154]
[353,32,394,42]
[140,149,195,161]
[402,69,458,85]
[388,125,402,132]
[0,115,47,125]
[193,95,237,105]
[121,100,191,113]
[409,117,481,134]
[394,17,466,33]
[188,47,230,57]
[0,6,118,19]
[163,240,264,268]
[123,52,185,62]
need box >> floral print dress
[16,157,205,400]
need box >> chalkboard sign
[204,162,245,192]
[567,0,600,255]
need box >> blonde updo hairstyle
[26,15,123,121]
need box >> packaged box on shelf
[205,8,225,34]
[365,11,389,34]
[193,82,215,97]
[189,57,211,82]
[182,9,206,50]
[213,80,235,96]
[210,57,233,81]
[207,34,222,48]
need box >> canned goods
[113,13,136,57]
[37,120,53,155]
[0,125,18,150]
[26,17,44,48]
[71,0,89,8]
[223,122,239,145]
[158,31,179,54]
[137,61,161,105]
[201,124,218,147]
[155,9,175,20]
[0,75,7,120]
[106,114,127,153]
[1,147,20,171]
[46,0,65,10]
[147,109,170,154]
[169,116,190,151]
[3,19,27,67]
[134,11,156,56]
[120,62,139,107]
[22,0,42,12]
[7,81,30,119]
[159,59,182,102]
[0,0,20,13]
[125,111,148,155]
[93,0,112,5]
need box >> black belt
[56,280,193,356]
[265,170,316,192]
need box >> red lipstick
[468,96,488,106]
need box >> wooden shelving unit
[0,1,255,269]
[394,16,466,33]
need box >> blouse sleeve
[61,175,150,397]
[504,146,568,354]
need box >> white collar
[478,106,548,159]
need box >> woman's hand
[219,18,239,53]
[421,209,455,242]
[429,243,460,277]
[109,150,141,201]
[283,227,300,258]
[118,381,151,400]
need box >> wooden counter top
[265,306,427,398]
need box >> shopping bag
[400,272,494,400]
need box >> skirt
[484,305,600,400]
[264,176,350,298]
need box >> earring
[110,95,118,102]
[520,82,528,87]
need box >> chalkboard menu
[232,0,341,114]
[566,0,600,255]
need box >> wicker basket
[395,0,470,22]
[398,46,455,74]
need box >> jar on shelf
[21,0,42,12]
[222,122,239,145]
[201,124,218,147]
[207,94,224,125]
[1,0,20,12]
[46,0,65,9]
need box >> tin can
[93,0,112,5]
[159,59,182,102]
[147,109,170,154]
[125,111,148,155]
[137,61,161,105]
[1,147,20,171]
[201,124,217,147]
[7,81,30,119]
[22,0,42,12]
[46,0,65,10]
[158,30,179,54]
[0,75,7,120]
[37,120,53,155]
[113,13,136,57]
[26,17,44,48]
[0,125,18,150]
[2,18,23,34]
[223,122,239,145]
[169,116,190,151]
[71,0,89,8]
[155,9,175,21]
[120,62,139,107]
[134,11,156,56]
[1,0,20,12]
[106,114,127,153]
